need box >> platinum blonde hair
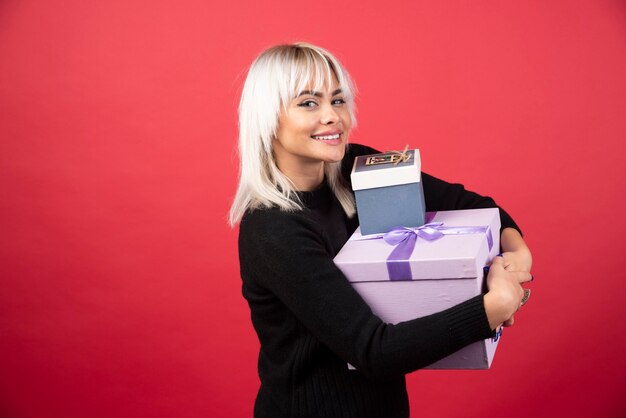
[228,43,357,227]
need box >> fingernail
[496,253,503,257]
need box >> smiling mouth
[311,133,341,140]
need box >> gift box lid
[334,208,501,282]
[351,149,422,191]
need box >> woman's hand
[500,228,533,272]
[483,256,533,331]
[497,228,533,328]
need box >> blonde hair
[228,42,357,227]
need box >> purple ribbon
[381,222,493,281]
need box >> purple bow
[381,222,493,281]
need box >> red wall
[1,1,625,417]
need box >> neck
[277,160,325,191]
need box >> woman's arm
[420,171,532,271]
[240,209,502,378]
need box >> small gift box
[351,148,426,235]
[334,208,502,369]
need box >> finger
[486,253,504,267]
[500,252,513,270]
[486,256,505,271]
[512,270,533,284]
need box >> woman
[229,43,532,418]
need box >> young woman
[229,43,532,418]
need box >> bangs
[276,46,354,107]
[291,52,337,97]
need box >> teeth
[313,134,340,140]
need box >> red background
[1,1,625,417]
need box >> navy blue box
[351,149,425,235]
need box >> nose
[320,103,339,125]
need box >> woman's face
[273,77,352,171]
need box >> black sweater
[238,144,520,418]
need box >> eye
[332,98,346,106]
[298,100,318,108]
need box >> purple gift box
[334,208,502,369]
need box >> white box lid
[351,149,422,191]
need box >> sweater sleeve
[344,143,522,235]
[422,172,522,234]
[239,209,493,379]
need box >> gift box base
[355,183,426,235]
[352,278,496,369]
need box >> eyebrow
[297,88,343,98]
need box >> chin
[322,147,346,163]
[324,154,345,164]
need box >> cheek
[277,117,297,141]
[276,120,311,149]
[282,114,313,137]
[342,110,353,131]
